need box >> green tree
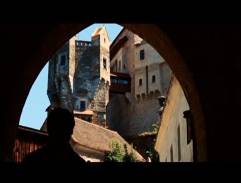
[104,141,123,162]
[123,144,137,162]
[104,141,137,162]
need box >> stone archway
[1,24,207,161]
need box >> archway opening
[15,23,206,162]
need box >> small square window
[80,101,86,111]
[140,49,145,60]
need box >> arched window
[139,79,142,86]
[152,75,156,83]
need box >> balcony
[110,72,131,94]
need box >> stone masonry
[47,26,110,125]
[108,29,172,137]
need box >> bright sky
[20,23,123,130]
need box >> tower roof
[91,25,111,42]
[92,27,102,37]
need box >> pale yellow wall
[110,29,136,98]
[134,68,146,96]
[148,63,161,93]
[99,27,111,50]
[134,42,165,70]
[100,54,110,83]
[155,77,193,162]
[133,42,166,97]
[111,48,123,72]
[99,27,111,84]
[111,29,135,75]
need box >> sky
[20,23,123,130]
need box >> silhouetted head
[46,108,75,143]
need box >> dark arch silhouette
[5,24,233,161]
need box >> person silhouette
[22,107,86,163]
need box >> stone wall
[73,45,100,101]
[159,63,172,95]
[90,79,109,123]
[109,29,172,137]
[47,42,73,111]
[48,27,110,126]
[107,92,161,137]
[107,94,130,132]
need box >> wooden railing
[12,126,48,162]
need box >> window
[152,75,156,83]
[112,60,117,72]
[140,49,145,60]
[80,101,86,111]
[123,63,126,70]
[118,79,128,85]
[178,125,181,161]
[60,54,66,66]
[115,60,118,72]
[183,110,193,144]
[103,58,107,70]
[139,79,142,86]
[111,78,118,84]
[118,60,121,71]
[170,145,173,162]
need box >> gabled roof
[110,28,126,49]
[92,27,102,37]
[110,36,128,60]
[18,125,48,137]
[74,110,94,115]
[91,26,111,43]
[38,117,145,161]
[72,118,145,161]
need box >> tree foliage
[104,141,137,162]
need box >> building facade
[47,26,111,124]
[107,29,172,137]
[155,77,193,162]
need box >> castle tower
[73,26,111,124]
[47,26,111,125]
[47,36,77,111]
